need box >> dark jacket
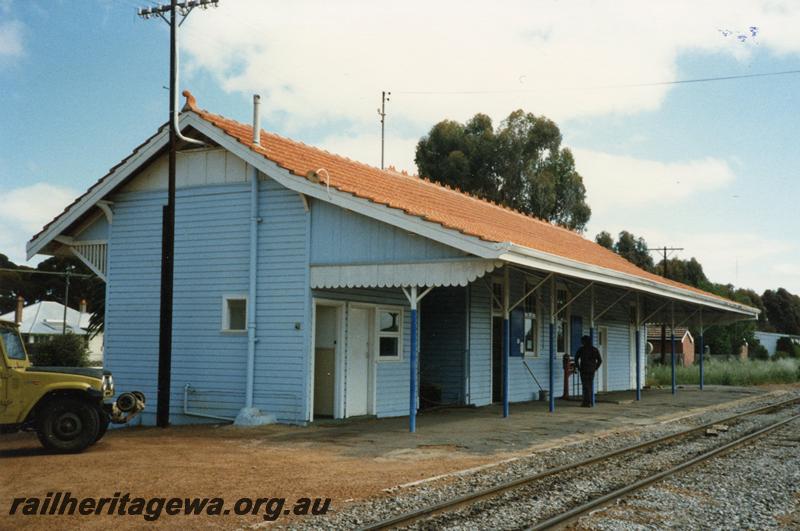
[575,345,602,375]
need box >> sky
[0,0,798,294]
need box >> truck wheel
[36,398,100,453]
[94,409,110,443]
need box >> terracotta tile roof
[181,91,737,306]
[28,91,747,311]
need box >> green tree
[28,334,90,367]
[654,257,710,289]
[613,231,654,271]
[595,231,614,250]
[762,288,800,335]
[415,110,591,231]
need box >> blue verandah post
[503,316,510,418]
[409,286,418,433]
[671,330,677,395]
[502,268,510,418]
[699,311,705,391]
[635,329,642,401]
[410,305,417,432]
[589,327,595,406]
[549,322,555,413]
[699,332,705,390]
[636,295,642,401]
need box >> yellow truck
[0,319,144,453]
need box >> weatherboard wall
[105,169,311,425]
[309,198,466,265]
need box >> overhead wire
[394,69,800,95]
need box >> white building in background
[754,331,800,357]
[0,300,103,364]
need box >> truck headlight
[101,374,115,396]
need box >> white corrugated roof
[0,301,89,335]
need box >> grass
[647,358,800,387]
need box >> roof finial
[182,90,198,111]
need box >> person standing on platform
[574,335,602,407]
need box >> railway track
[359,396,800,531]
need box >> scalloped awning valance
[310,259,502,289]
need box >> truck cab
[0,319,144,453]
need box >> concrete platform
[289,385,773,458]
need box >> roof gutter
[500,243,759,318]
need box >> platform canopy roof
[27,91,759,326]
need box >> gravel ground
[579,419,800,530]
[286,390,800,530]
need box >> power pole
[62,267,72,334]
[138,0,219,428]
[646,246,684,364]
[377,91,390,169]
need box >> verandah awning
[309,258,503,289]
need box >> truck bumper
[105,391,146,424]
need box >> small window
[222,296,247,332]
[377,309,402,360]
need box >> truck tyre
[36,398,100,453]
[94,409,110,443]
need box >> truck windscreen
[1,330,26,360]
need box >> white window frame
[221,294,248,333]
[375,305,403,362]
[523,280,541,358]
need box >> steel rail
[527,412,800,530]
[359,395,800,531]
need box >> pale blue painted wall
[468,281,492,407]
[309,199,466,265]
[73,214,109,241]
[252,178,310,423]
[105,190,162,426]
[106,178,310,426]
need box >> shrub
[27,334,90,367]
[647,358,800,387]
[749,342,769,360]
[776,337,800,358]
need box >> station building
[27,92,759,429]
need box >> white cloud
[575,149,736,213]
[590,224,800,293]
[181,1,800,129]
[177,0,800,175]
[0,20,23,61]
[0,183,78,264]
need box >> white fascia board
[181,113,505,260]
[501,245,758,318]
[26,127,170,259]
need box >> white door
[346,307,370,416]
[598,327,609,392]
